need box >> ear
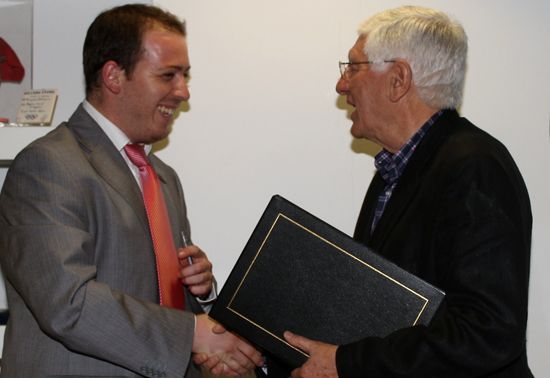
[101,61,124,94]
[388,60,412,103]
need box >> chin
[152,125,172,141]
[350,124,363,139]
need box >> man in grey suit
[0,4,262,377]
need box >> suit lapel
[368,110,459,249]
[67,105,150,232]
[354,173,383,245]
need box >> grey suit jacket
[0,105,202,377]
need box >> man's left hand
[178,245,213,297]
[284,331,339,378]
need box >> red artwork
[0,37,25,83]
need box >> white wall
[155,0,550,375]
[0,0,547,375]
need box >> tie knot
[124,143,149,168]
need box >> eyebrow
[157,64,189,72]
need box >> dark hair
[83,4,186,96]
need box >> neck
[382,96,440,153]
[86,92,127,136]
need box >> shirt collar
[374,110,444,185]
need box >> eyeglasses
[338,60,396,78]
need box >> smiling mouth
[158,105,175,117]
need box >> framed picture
[0,1,33,123]
[0,159,11,324]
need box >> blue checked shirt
[371,111,443,234]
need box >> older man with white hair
[283,6,533,378]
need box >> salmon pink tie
[124,143,185,309]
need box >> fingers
[216,336,262,372]
[236,338,264,367]
[213,336,261,373]
[192,353,209,365]
[220,353,253,374]
[180,268,212,286]
[193,315,262,375]
[182,273,213,297]
[193,353,219,369]
[290,367,303,378]
[178,245,214,296]
[178,245,207,266]
[284,331,312,354]
[285,335,339,378]
[193,350,243,377]
[201,355,241,377]
[211,362,240,377]
[194,354,226,375]
[211,322,227,334]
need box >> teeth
[158,106,174,116]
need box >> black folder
[210,195,445,368]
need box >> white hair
[358,6,468,109]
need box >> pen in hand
[181,231,193,265]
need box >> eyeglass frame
[338,60,396,78]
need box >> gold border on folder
[226,213,432,358]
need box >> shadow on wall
[152,101,190,154]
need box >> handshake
[192,313,263,377]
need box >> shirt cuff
[197,279,218,312]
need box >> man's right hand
[192,314,263,376]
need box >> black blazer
[336,110,533,377]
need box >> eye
[349,64,360,73]
[162,72,176,81]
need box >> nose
[336,75,349,95]
[173,75,190,101]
